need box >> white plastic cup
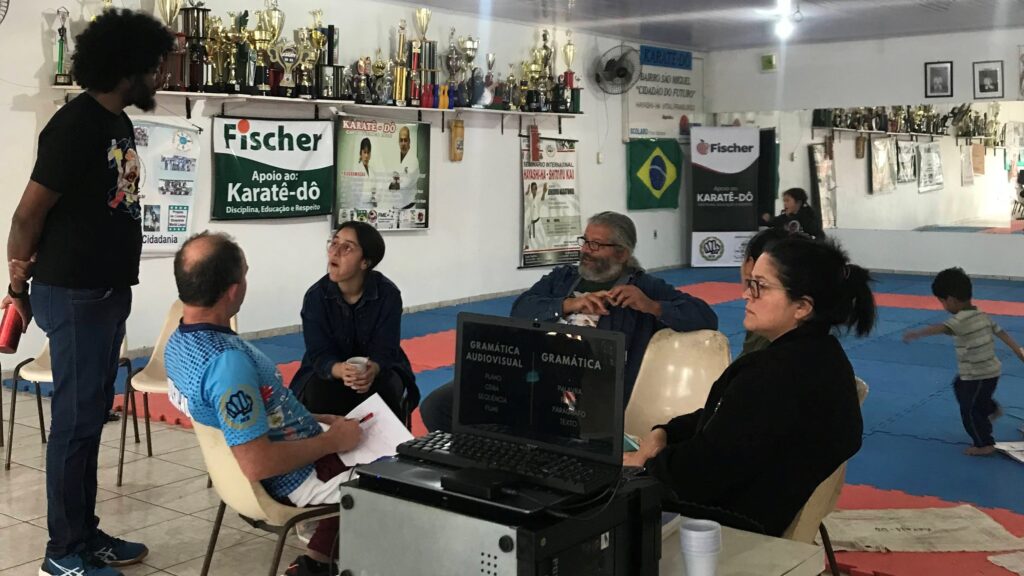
[346,356,369,372]
[680,519,721,576]
[682,551,719,576]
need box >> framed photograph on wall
[973,60,1004,99]
[924,61,953,98]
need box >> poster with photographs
[520,137,582,268]
[961,147,975,186]
[808,143,837,229]
[870,137,897,194]
[334,117,430,230]
[925,61,953,98]
[133,122,199,256]
[973,60,1003,100]
[896,141,918,183]
[917,142,944,193]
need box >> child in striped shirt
[903,267,1024,455]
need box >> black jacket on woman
[768,205,825,239]
[646,323,862,536]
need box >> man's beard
[125,76,157,112]
[579,254,624,283]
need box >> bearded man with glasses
[420,211,718,432]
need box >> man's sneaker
[282,555,333,576]
[87,531,148,567]
[39,553,122,576]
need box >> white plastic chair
[782,377,869,576]
[117,300,237,486]
[5,337,131,470]
[624,328,732,439]
[191,420,336,576]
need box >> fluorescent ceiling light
[774,17,794,40]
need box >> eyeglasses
[577,236,620,251]
[327,239,359,255]
[744,278,785,299]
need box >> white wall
[718,107,1018,231]
[706,29,1024,277]
[706,27,1024,112]
[1,0,697,365]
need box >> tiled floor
[0,391,306,576]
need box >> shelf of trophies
[812,126,948,141]
[52,84,580,134]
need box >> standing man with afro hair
[1,9,173,576]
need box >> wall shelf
[52,85,580,134]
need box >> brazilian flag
[628,139,681,210]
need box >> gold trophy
[247,11,274,95]
[206,16,227,92]
[223,12,244,94]
[295,10,325,99]
[156,0,186,90]
[393,19,409,107]
[563,29,581,113]
[268,37,307,98]
[414,8,432,107]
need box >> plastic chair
[782,377,869,576]
[117,300,236,486]
[191,420,336,576]
[5,338,131,470]
[624,328,731,439]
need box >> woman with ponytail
[625,236,875,536]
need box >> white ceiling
[407,0,1024,51]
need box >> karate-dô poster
[690,127,759,267]
[211,117,335,220]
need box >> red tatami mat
[681,282,1024,317]
[401,329,457,372]
[874,294,1024,317]
[677,281,745,305]
[112,360,304,429]
[833,485,1024,576]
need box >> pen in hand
[358,412,374,425]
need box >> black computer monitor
[452,312,625,466]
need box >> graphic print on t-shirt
[107,137,142,220]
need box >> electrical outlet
[597,152,604,164]
[653,229,658,239]
[789,152,796,161]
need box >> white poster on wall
[624,45,704,140]
[520,138,582,269]
[691,231,757,267]
[961,147,975,186]
[133,122,200,256]
[918,142,944,193]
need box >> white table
[659,516,825,576]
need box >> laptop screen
[452,313,625,466]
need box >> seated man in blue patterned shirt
[164,231,362,576]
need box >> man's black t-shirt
[30,93,142,288]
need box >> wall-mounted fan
[0,0,10,26]
[594,45,640,95]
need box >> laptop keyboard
[397,431,619,495]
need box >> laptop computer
[392,312,626,496]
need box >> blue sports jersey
[165,322,321,499]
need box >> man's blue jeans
[31,283,131,558]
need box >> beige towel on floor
[821,505,1024,553]
[990,552,1024,576]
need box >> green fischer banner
[212,117,335,220]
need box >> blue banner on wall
[639,45,692,71]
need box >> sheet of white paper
[320,393,413,467]
[995,442,1024,464]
